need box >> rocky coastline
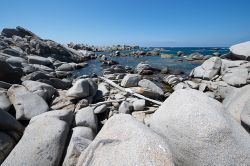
[1,26,250,166]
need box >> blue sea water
[74,47,229,76]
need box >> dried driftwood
[99,76,163,105]
[89,99,125,108]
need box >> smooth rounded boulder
[2,110,73,166]
[229,41,250,60]
[75,107,98,133]
[67,79,97,99]
[22,80,56,102]
[121,74,141,88]
[138,79,164,95]
[76,114,175,166]
[150,89,250,166]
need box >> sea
[73,47,229,77]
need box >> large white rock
[138,79,164,95]
[76,114,175,166]
[229,41,250,60]
[220,59,250,87]
[97,82,109,96]
[22,80,57,102]
[190,57,222,80]
[222,68,248,86]
[223,85,250,122]
[7,85,49,120]
[67,79,97,99]
[120,74,141,87]
[133,99,146,111]
[2,110,73,166]
[150,89,250,166]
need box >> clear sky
[1,0,250,47]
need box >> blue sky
[1,0,250,47]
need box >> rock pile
[1,26,250,166]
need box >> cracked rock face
[190,57,222,80]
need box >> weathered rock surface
[2,110,73,166]
[94,104,108,114]
[21,71,51,81]
[27,55,52,66]
[135,63,160,75]
[190,57,222,80]
[163,75,180,86]
[130,87,161,99]
[121,74,141,87]
[51,90,76,112]
[0,90,11,112]
[133,99,146,111]
[138,79,164,95]
[97,82,109,97]
[7,84,49,120]
[76,114,175,166]
[22,80,56,102]
[6,56,26,68]
[150,89,250,166]
[223,85,250,122]
[118,101,133,114]
[220,59,250,86]
[67,79,97,99]
[229,41,250,60]
[75,107,98,133]
[241,101,250,132]
[63,127,95,166]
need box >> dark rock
[21,71,51,81]
[0,57,23,84]
[2,48,22,57]
[6,57,27,68]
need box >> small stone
[133,99,146,111]
[94,104,108,114]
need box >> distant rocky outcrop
[1,26,95,63]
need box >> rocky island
[1,26,250,166]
